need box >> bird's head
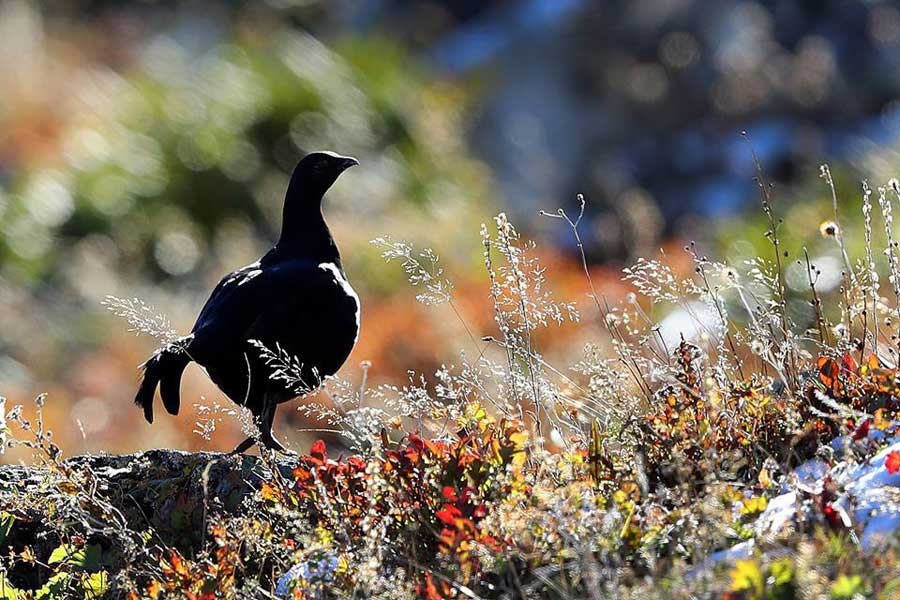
[288,151,359,202]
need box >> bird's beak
[340,156,360,170]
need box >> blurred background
[3,0,900,460]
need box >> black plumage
[135,151,360,452]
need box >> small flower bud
[819,221,839,238]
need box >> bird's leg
[228,400,289,455]
[258,402,287,452]
[228,406,268,455]
[229,436,257,455]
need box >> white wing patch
[318,262,361,341]
[236,262,262,286]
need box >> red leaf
[841,353,858,374]
[822,503,839,527]
[436,505,462,526]
[885,450,900,474]
[823,502,851,530]
[441,486,458,502]
[403,447,421,464]
[310,440,327,460]
[422,573,446,600]
[852,419,870,441]
[407,434,425,450]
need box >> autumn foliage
[7,194,900,598]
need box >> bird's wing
[191,260,266,333]
[189,258,340,347]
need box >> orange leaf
[885,450,900,475]
[874,409,892,431]
[169,551,188,576]
[817,357,839,392]
[425,440,446,457]
[260,482,282,503]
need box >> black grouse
[135,151,360,453]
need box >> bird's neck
[277,199,341,265]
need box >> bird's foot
[229,436,257,456]
[229,433,295,455]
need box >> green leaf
[81,571,108,597]
[831,574,863,599]
[35,572,68,600]
[0,573,21,600]
[770,558,794,586]
[0,513,14,547]
[48,545,72,565]
[47,544,85,567]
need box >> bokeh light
[3,0,900,461]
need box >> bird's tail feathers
[135,340,192,423]
[135,365,160,423]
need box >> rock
[753,437,900,550]
[275,551,340,598]
[0,449,297,557]
[698,436,900,575]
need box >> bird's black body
[135,151,360,452]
